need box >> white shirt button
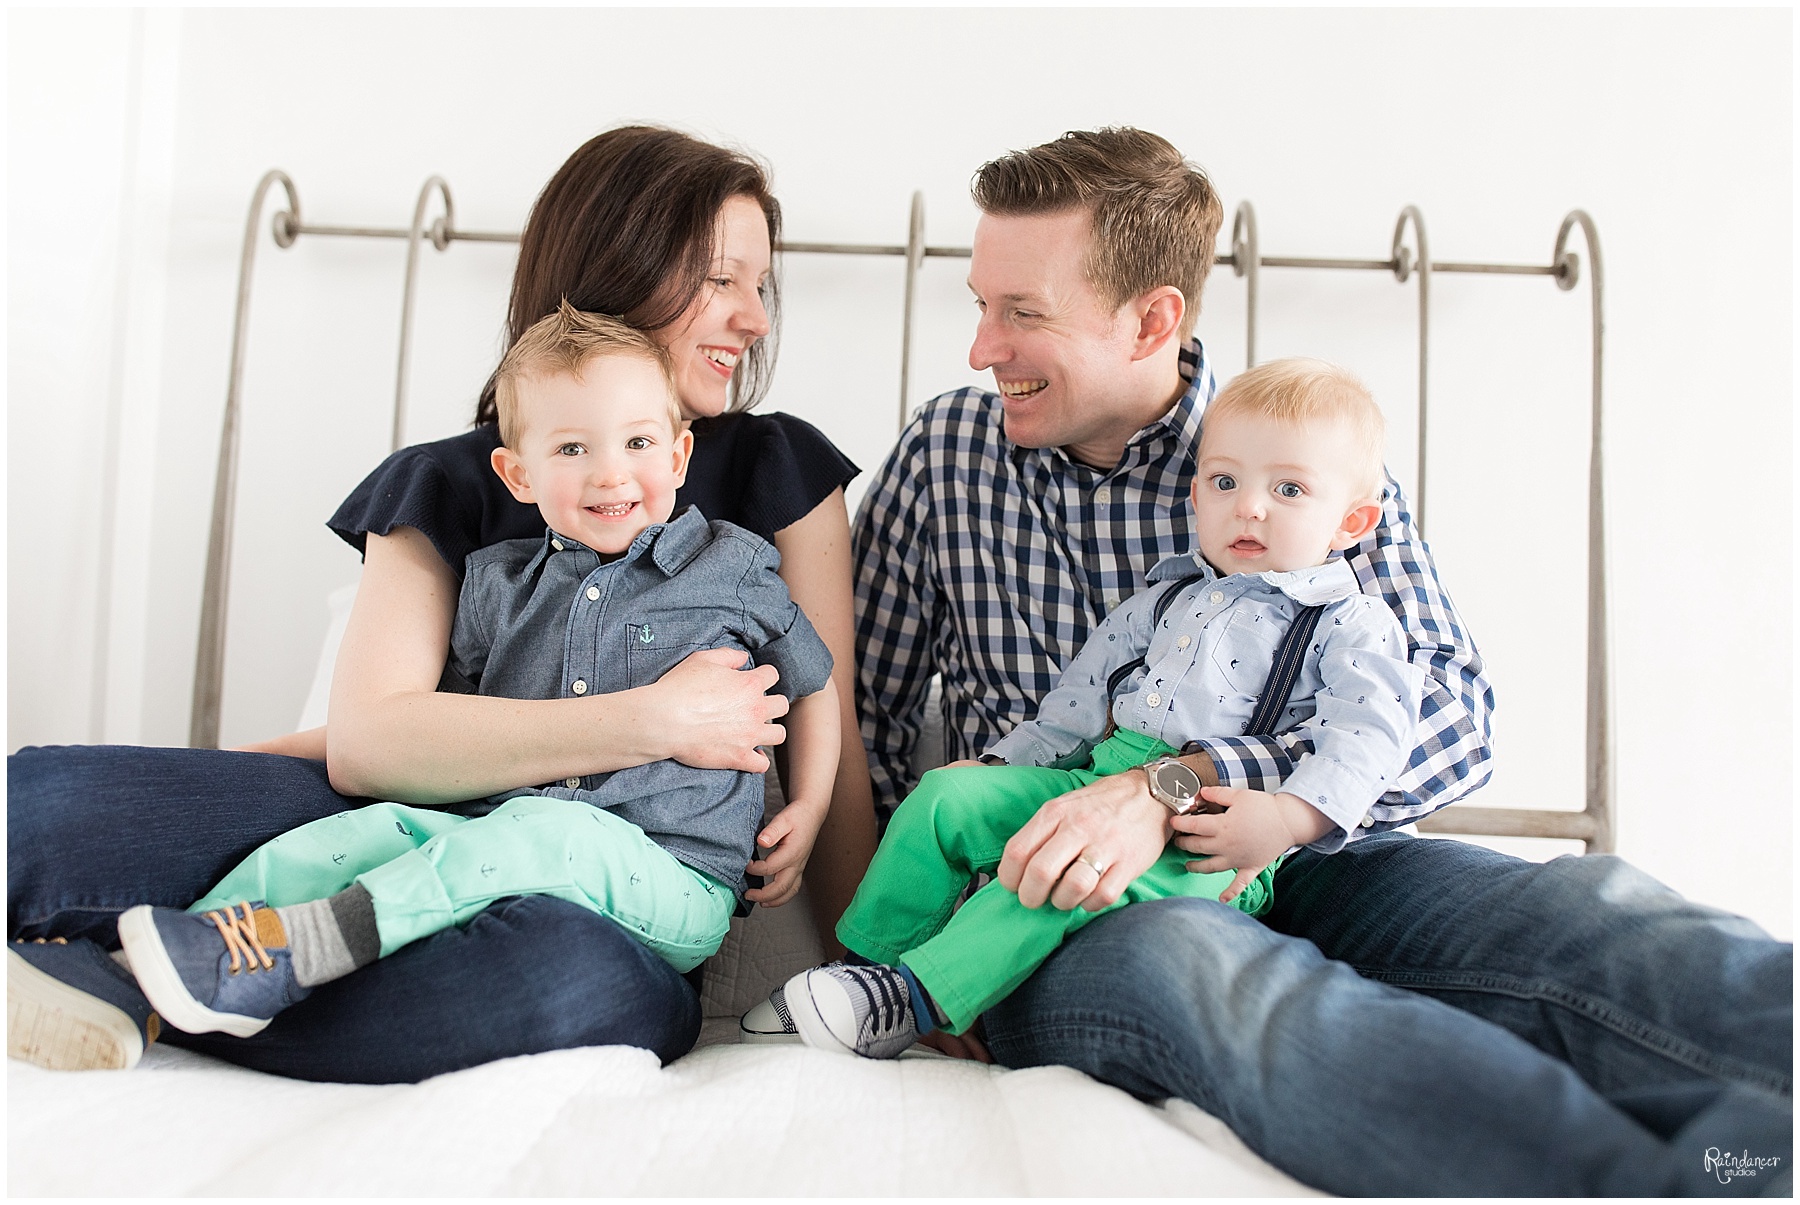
[585,586,600,601]
[1094,487,1111,504]
[1209,591,1224,604]
[564,777,581,789]
[1176,635,1191,650]
[1360,814,1375,828]
[571,679,588,695]
[551,540,564,552]
[1144,692,1162,709]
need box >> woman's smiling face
[658,195,773,420]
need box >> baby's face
[1192,411,1375,575]
[494,355,691,556]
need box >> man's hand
[1172,787,1331,902]
[997,770,1171,912]
[656,648,789,774]
[744,801,827,908]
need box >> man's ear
[1330,500,1383,551]
[491,445,536,504]
[669,426,694,488]
[1128,286,1186,363]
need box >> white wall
[7,8,1791,937]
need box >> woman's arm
[772,489,879,952]
[326,525,790,803]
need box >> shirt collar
[1146,550,1362,605]
[542,505,710,577]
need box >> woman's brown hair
[474,125,781,426]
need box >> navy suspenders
[1105,574,1326,738]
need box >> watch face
[1152,760,1202,802]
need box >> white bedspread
[9,1034,1316,1196]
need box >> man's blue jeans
[7,745,701,1084]
[984,832,1792,1196]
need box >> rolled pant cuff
[898,950,981,1035]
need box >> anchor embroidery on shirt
[638,625,655,644]
[332,853,346,865]
[480,864,497,877]
[395,821,413,836]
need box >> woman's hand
[997,770,1172,912]
[650,648,788,773]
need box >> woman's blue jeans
[984,832,1792,1196]
[7,744,701,1084]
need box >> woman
[7,126,878,1083]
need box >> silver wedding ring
[1075,853,1108,877]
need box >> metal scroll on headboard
[192,172,1610,852]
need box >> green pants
[193,796,734,973]
[837,729,1278,1033]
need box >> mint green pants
[193,796,734,973]
[836,729,1279,1033]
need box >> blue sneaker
[8,937,161,1070]
[118,902,309,1037]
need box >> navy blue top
[328,412,860,578]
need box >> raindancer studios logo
[1703,1148,1782,1186]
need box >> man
[852,127,1790,1196]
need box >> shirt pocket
[622,618,739,689]
[1208,608,1284,697]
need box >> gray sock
[275,884,380,987]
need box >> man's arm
[853,433,940,820]
[1188,475,1494,838]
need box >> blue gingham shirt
[987,555,1425,849]
[852,339,1494,843]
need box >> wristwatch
[1142,756,1205,815]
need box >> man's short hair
[1203,358,1388,499]
[493,301,679,447]
[971,128,1224,341]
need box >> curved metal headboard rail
[1418,211,1609,851]
[1390,206,1430,533]
[392,176,455,452]
[189,169,300,750]
[190,175,1609,854]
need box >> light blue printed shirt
[986,552,1426,846]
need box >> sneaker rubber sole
[117,905,272,1038]
[781,968,860,1056]
[7,949,150,1071]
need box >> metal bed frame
[192,171,1610,851]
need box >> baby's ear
[669,427,695,488]
[491,445,536,504]
[1330,500,1382,551]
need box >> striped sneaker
[738,982,802,1044]
[8,938,161,1071]
[782,963,919,1060]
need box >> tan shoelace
[206,902,275,975]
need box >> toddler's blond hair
[1202,358,1387,499]
[493,301,679,448]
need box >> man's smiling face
[966,208,1146,461]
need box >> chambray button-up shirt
[445,506,833,897]
[987,552,1426,840]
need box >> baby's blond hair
[493,301,679,448]
[1202,358,1387,499]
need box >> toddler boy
[771,358,1425,1058]
[120,304,839,1038]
